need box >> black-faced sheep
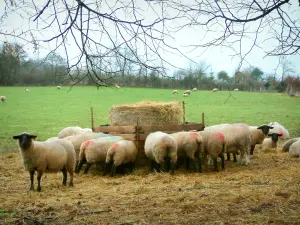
[249,125,274,155]
[268,122,289,140]
[0,95,6,103]
[104,140,138,176]
[144,131,178,175]
[13,132,76,191]
[258,133,283,151]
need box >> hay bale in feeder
[109,101,183,126]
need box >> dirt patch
[1,147,300,225]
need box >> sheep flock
[11,120,299,192]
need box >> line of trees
[0,41,299,94]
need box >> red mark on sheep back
[82,140,92,149]
[212,131,226,142]
[189,132,199,139]
[111,143,119,149]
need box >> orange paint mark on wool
[213,131,226,142]
[111,143,119,149]
[189,132,199,139]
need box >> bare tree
[1,0,299,87]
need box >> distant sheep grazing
[57,86,61,90]
[249,125,274,155]
[258,133,283,151]
[25,88,30,92]
[212,88,218,92]
[288,140,300,157]
[0,95,6,103]
[183,93,189,97]
[173,90,178,94]
[115,84,121,89]
[170,132,203,172]
[13,132,76,191]
[282,138,300,152]
[184,90,191,95]
[104,140,138,176]
[144,131,178,175]
[192,88,197,91]
[233,88,239,91]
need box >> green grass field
[0,86,299,152]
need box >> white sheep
[0,95,6,103]
[192,88,197,91]
[144,131,178,175]
[173,90,178,94]
[205,130,226,171]
[57,86,61,90]
[184,90,191,95]
[104,140,138,176]
[268,122,289,140]
[13,132,76,191]
[183,93,189,97]
[249,125,274,155]
[58,126,84,138]
[64,132,111,170]
[257,132,283,151]
[25,88,30,92]
[233,88,239,91]
[212,88,218,92]
[170,132,203,172]
[288,140,300,157]
[204,124,229,132]
[282,138,300,152]
[76,136,124,174]
[115,84,121,89]
[46,136,59,141]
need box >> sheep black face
[257,125,274,135]
[268,133,283,142]
[13,133,37,150]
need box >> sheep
[46,136,59,141]
[268,122,289,140]
[288,140,300,157]
[206,130,226,171]
[0,95,6,103]
[115,84,121,89]
[13,132,76,191]
[233,88,239,91]
[249,125,274,155]
[282,138,300,152]
[184,90,191,95]
[76,136,124,174]
[64,132,111,170]
[82,128,93,133]
[25,88,30,92]
[192,88,197,91]
[183,93,189,97]
[104,140,138,176]
[144,131,178,175]
[173,90,178,94]
[57,86,61,90]
[204,124,229,133]
[212,88,218,92]
[219,123,251,165]
[170,132,203,172]
[257,133,283,151]
[58,126,84,138]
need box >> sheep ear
[268,126,274,129]
[30,135,37,139]
[13,135,20,140]
[278,134,283,136]
[268,133,272,136]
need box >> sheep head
[13,133,37,150]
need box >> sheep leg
[170,162,175,175]
[213,158,219,172]
[250,146,255,155]
[233,153,237,162]
[76,158,86,173]
[219,153,225,169]
[37,171,43,192]
[103,163,109,176]
[226,153,231,161]
[84,163,92,174]
[185,157,190,170]
[111,164,116,177]
[61,168,67,186]
[29,171,35,191]
[69,172,74,187]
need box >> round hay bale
[109,101,183,126]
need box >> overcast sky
[1,0,299,78]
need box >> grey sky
[1,0,299,78]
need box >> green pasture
[0,86,299,153]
